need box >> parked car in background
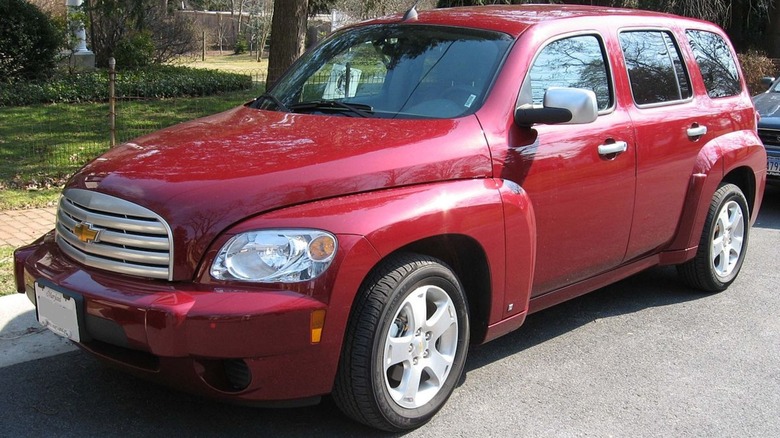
[752,77,780,180]
[15,4,766,432]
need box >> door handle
[687,124,707,138]
[598,141,628,156]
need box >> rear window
[686,30,741,98]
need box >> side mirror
[761,76,775,89]
[515,87,599,127]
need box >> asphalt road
[1,185,778,437]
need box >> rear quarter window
[686,29,741,98]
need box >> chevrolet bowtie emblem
[74,222,101,243]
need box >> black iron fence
[0,65,266,188]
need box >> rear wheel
[677,183,749,292]
[333,254,469,431]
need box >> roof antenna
[402,0,421,21]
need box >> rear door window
[619,30,692,106]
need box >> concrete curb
[0,293,78,367]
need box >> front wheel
[333,254,470,431]
[677,183,750,292]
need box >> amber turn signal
[310,309,326,343]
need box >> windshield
[253,24,513,119]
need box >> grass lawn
[0,88,259,197]
[0,188,61,210]
[1,52,268,194]
[174,51,270,74]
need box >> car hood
[753,92,780,126]
[67,105,492,279]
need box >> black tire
[332,254,470,432]
[677,183,750,292]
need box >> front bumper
[14,232,342,403]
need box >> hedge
[0,66,254,107]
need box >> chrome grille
[757,128,780,150]
[56,188,173,280]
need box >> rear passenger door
[618,29,715,260]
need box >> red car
[15,4,766,431]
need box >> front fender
[203,178,537,349]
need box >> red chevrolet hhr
[15,4,766,431]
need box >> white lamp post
[66,0,95,69]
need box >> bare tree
[248,0,273,61]
[214,12,230,53]
[148,7,199,62]
[433,0,777,55]
[229,0,249,41]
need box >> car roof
[366,4,709,38]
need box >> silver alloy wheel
[383,284,459,409]
[711,199,745,278]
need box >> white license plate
[35,282,81,342]
[769,156,780,176]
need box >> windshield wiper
[255,93,290,112]
[289,100,374,118]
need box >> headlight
[211,229,337,283]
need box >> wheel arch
[661,135,766,265]
[722,166,758,220]
[389,235,492,344]
[676,181,752,291]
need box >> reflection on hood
[67,106,492,280]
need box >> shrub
[737,50,777,95]
[0,66,254,107]
[114,31,156,69]
[115,66,254,99]
[0,0,63,82]
[234,39,249,55]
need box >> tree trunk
[770,1,780,57]
[266,0,308,88]
[728,0,746,52]
[86,0,97,55]
[237,0,245,37]
[229,1,237,43]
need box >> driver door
[502,34,637,296]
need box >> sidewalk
[0,207,56,247]
[0,207,75,367]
